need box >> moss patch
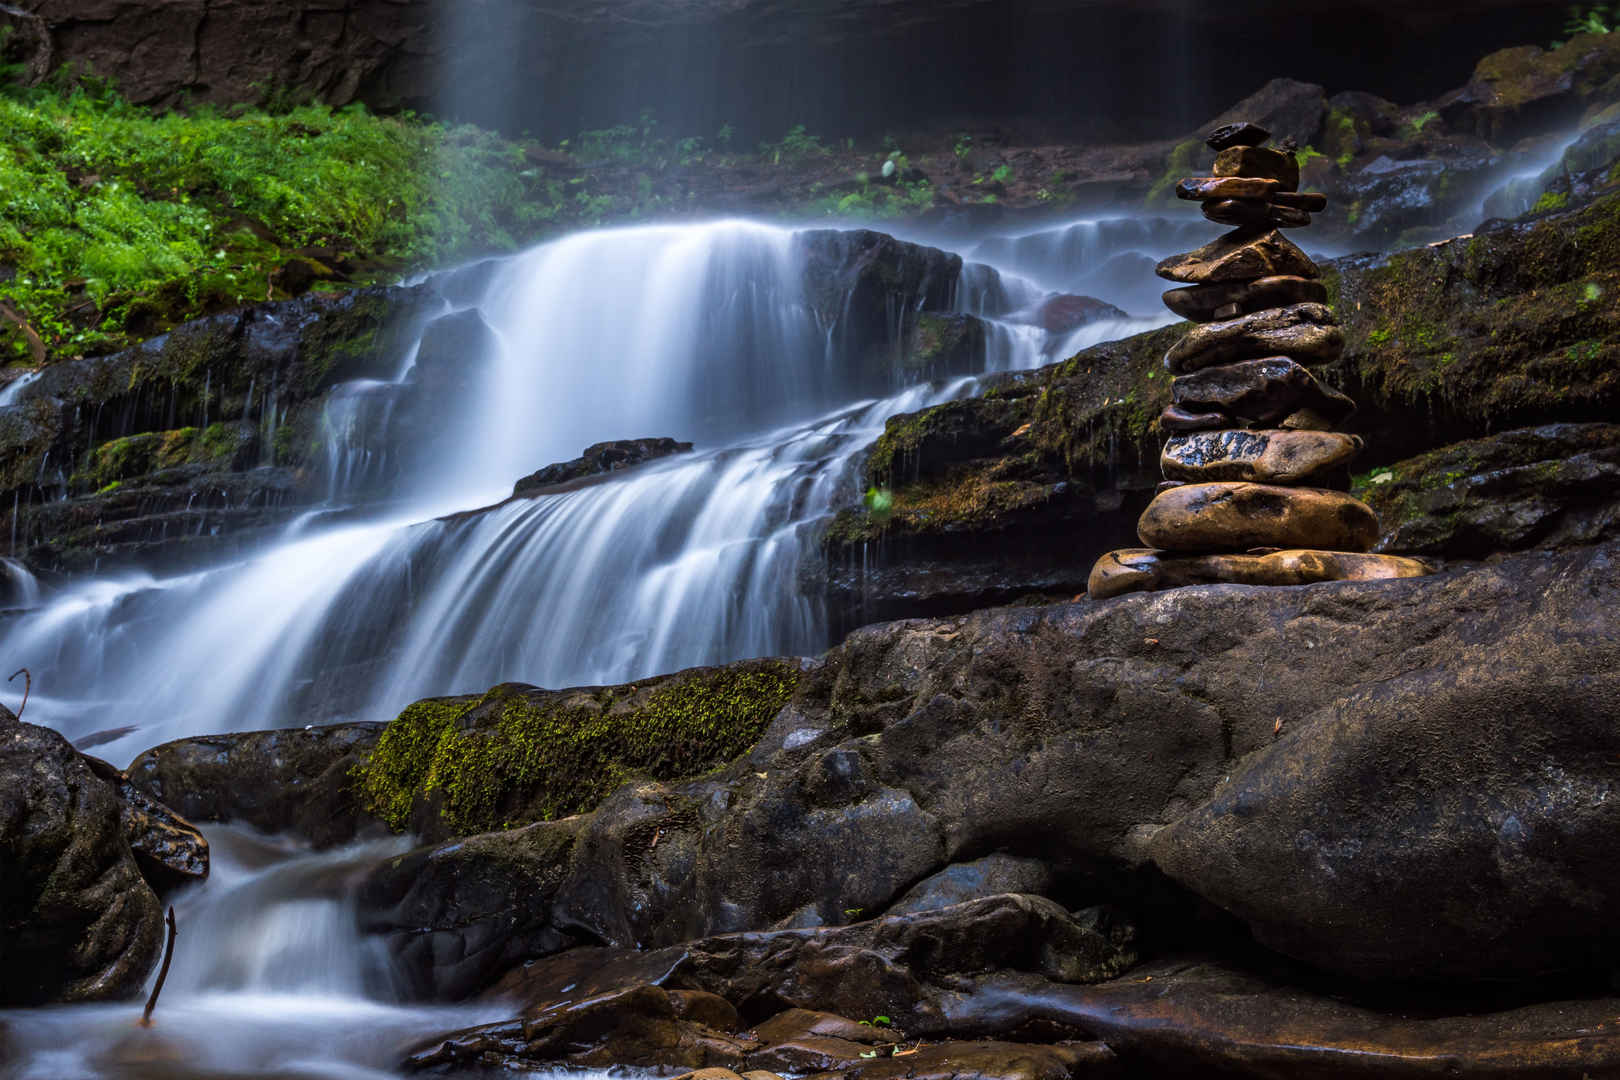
[353,659,802,836]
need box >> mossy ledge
[353,658,802,838]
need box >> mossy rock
[353,658,803,839]
[71,421,257,494]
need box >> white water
[0,219,1171,759]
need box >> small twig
[0,303,46,365]
[8,667,29,721]
[139,906,177,1027]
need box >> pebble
[1156,228,1319,285]
[1163,303,1344,374]
[1273,191,1328,212]
[1089,547,1431,600]
[1162,276,1329,323]
[1206,121,1272,151]
[1176,176,1281,202]
[1171,357,1356,427]
[1160,404,1232,433]
[1136,482,1380,553]
[1161,429,1364,485]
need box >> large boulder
[0,712,163,1005]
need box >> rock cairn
[1089,121,1432,599]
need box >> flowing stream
[0,214,1187,1078]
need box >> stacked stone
[1089,121,1431,599]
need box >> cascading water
[0,220,1168,758]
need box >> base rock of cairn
[1089,123,1433,599]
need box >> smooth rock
[1161,275,1327,322]
[1212,145,1300,190]
[886,853,1054,916]
[749,1035,874,1073]
[958,963,1620,1079]
[1170,357,1356,427]
[1087,547,1430,600]
[514,437,694,497]
[1280,408,1338,431]
[1159,404,1230,433]
[1163,302,1342,374]
[1201,198,1310,229]
[1162,429,1363,485]
[1272,191,1328,211]
[1174,175,1280,202]
[1155,228,1318,285]
[1205,121,1271,150]
[751,1009,895,1047]
[0,718,163,1005]
[799,1040,1115,1080]
[1136,483,1379,553]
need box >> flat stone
[1162,275,1327,322]
[752,1009,894,1047]
[1281,408,1337,431]
[1162,429,1364,485]
[1160,404,1230,433]
[1272,191,1328,211]
[1205,121,1271,150]
[1163,303,1343,375]
[1136,483,1379,553]
[1155,228,1318,285]
[1088,547,1431,599]
[1171,357,1356,427]
[1201,199,1310,229]
[1212,146,1300,191]
[1175,176,1280,202]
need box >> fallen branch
[138,906,177,1027]
[0,302,46,365]
[8,667,29,721]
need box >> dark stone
[1174,176,1280,202]
[1159,404,1230,432]
[1136,482,1379,552]
[0,717,162,1005]
[1163,302,1343,374]
[1155,228,1319,285]
[1212,145,1300,190]
[1170,356,1356,426]
[1273,191,1328,211]
[1201,198,1310,229]
[79,754,209,895]
[127,723,389,849]
[1205,121,1271,150]
[886,854,1055,915]
[1161,275,1328,322]
[1030,294,1129,336]
[1358,422,1620,558]
[1201,78,1328,152]
[513,437,694,497]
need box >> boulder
[513,437,694,497]
[127,723,389,849]
[886,854,1055,915]
[0,714,162,1004]
[79,754,208,894]
[1202,78,1329,150]
[1135,482,1379,552]
[1155,228,1319,286]
[1357,423,1620,557]
[1441,33,1620,143]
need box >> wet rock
[749,1034,874,1073]
[1087,547,1430,600]
[905,312,992,381]
[80,754,208,894]
[1203,78,1328,151]
[1161,275,1327,322]
[1029,295,1129,337]
[0,716,162,1004]
[959,962,1620,1078]
[673,989,745,1031]
[1136,482,1378,552]
[750,1008,894,1046]
[1163,302,1343,374]
[1155,228,1318,285]
[1174,175,1280,202]
[1357,422,1620,557]
[1170,357,1355,426]
[1273,191,1328,211]
[887,854,1054,915]
[1212,146,1299,190]
[1163,429,1362,485]
[1202,198,1310,229]
[128,723,388,849]
[513,437,694,496]
[1205,121,1271,151]
[802,1040,1118,1080]
[1441,33,1620,144]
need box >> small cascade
[970,215,1214,313]
[0,827,502,1080]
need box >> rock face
[513,437,694,497]
[0,714,163,1005]
[353,543,1620,999]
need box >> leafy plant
[1407,110,1440,136]
[953,134,973,159]
[991,163,1013,184]
[1560,3,1618,42]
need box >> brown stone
[1155,228,1318,285]
[1163,303,1343,374]
[670,989,743,1032]
[1162,275,1328,322]
[1205,121,1271,150]
[1136,483,1379,553]
[1174,176,1280,202]
[1171,357,1356,427]
[1212,146,1300,191]
[1273,191,1328,211]
[1162,429,1363,485]
[1201,199,1310,229]
[749,1036,875,1073]
[1281,408,1337,431]
[1087,547,1429,600]
[798,1040,1114,1080]
[1160,404,1229,433]
[751,1009,894,1047]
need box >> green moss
[1534,190,1571,213]
[353,660,802,836]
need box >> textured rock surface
[1155,228,1318,285]
[1087,547,1429,599]
[513,437,694,497]
[1170,357,1355,426]
[128,723,388,849]
[1163,303,1342,374]
[0,715,162,1005]
[1162,429,1362,484]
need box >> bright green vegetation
[0,78,564,363]
[1556,4,1618,46]
[353,660,802,836]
